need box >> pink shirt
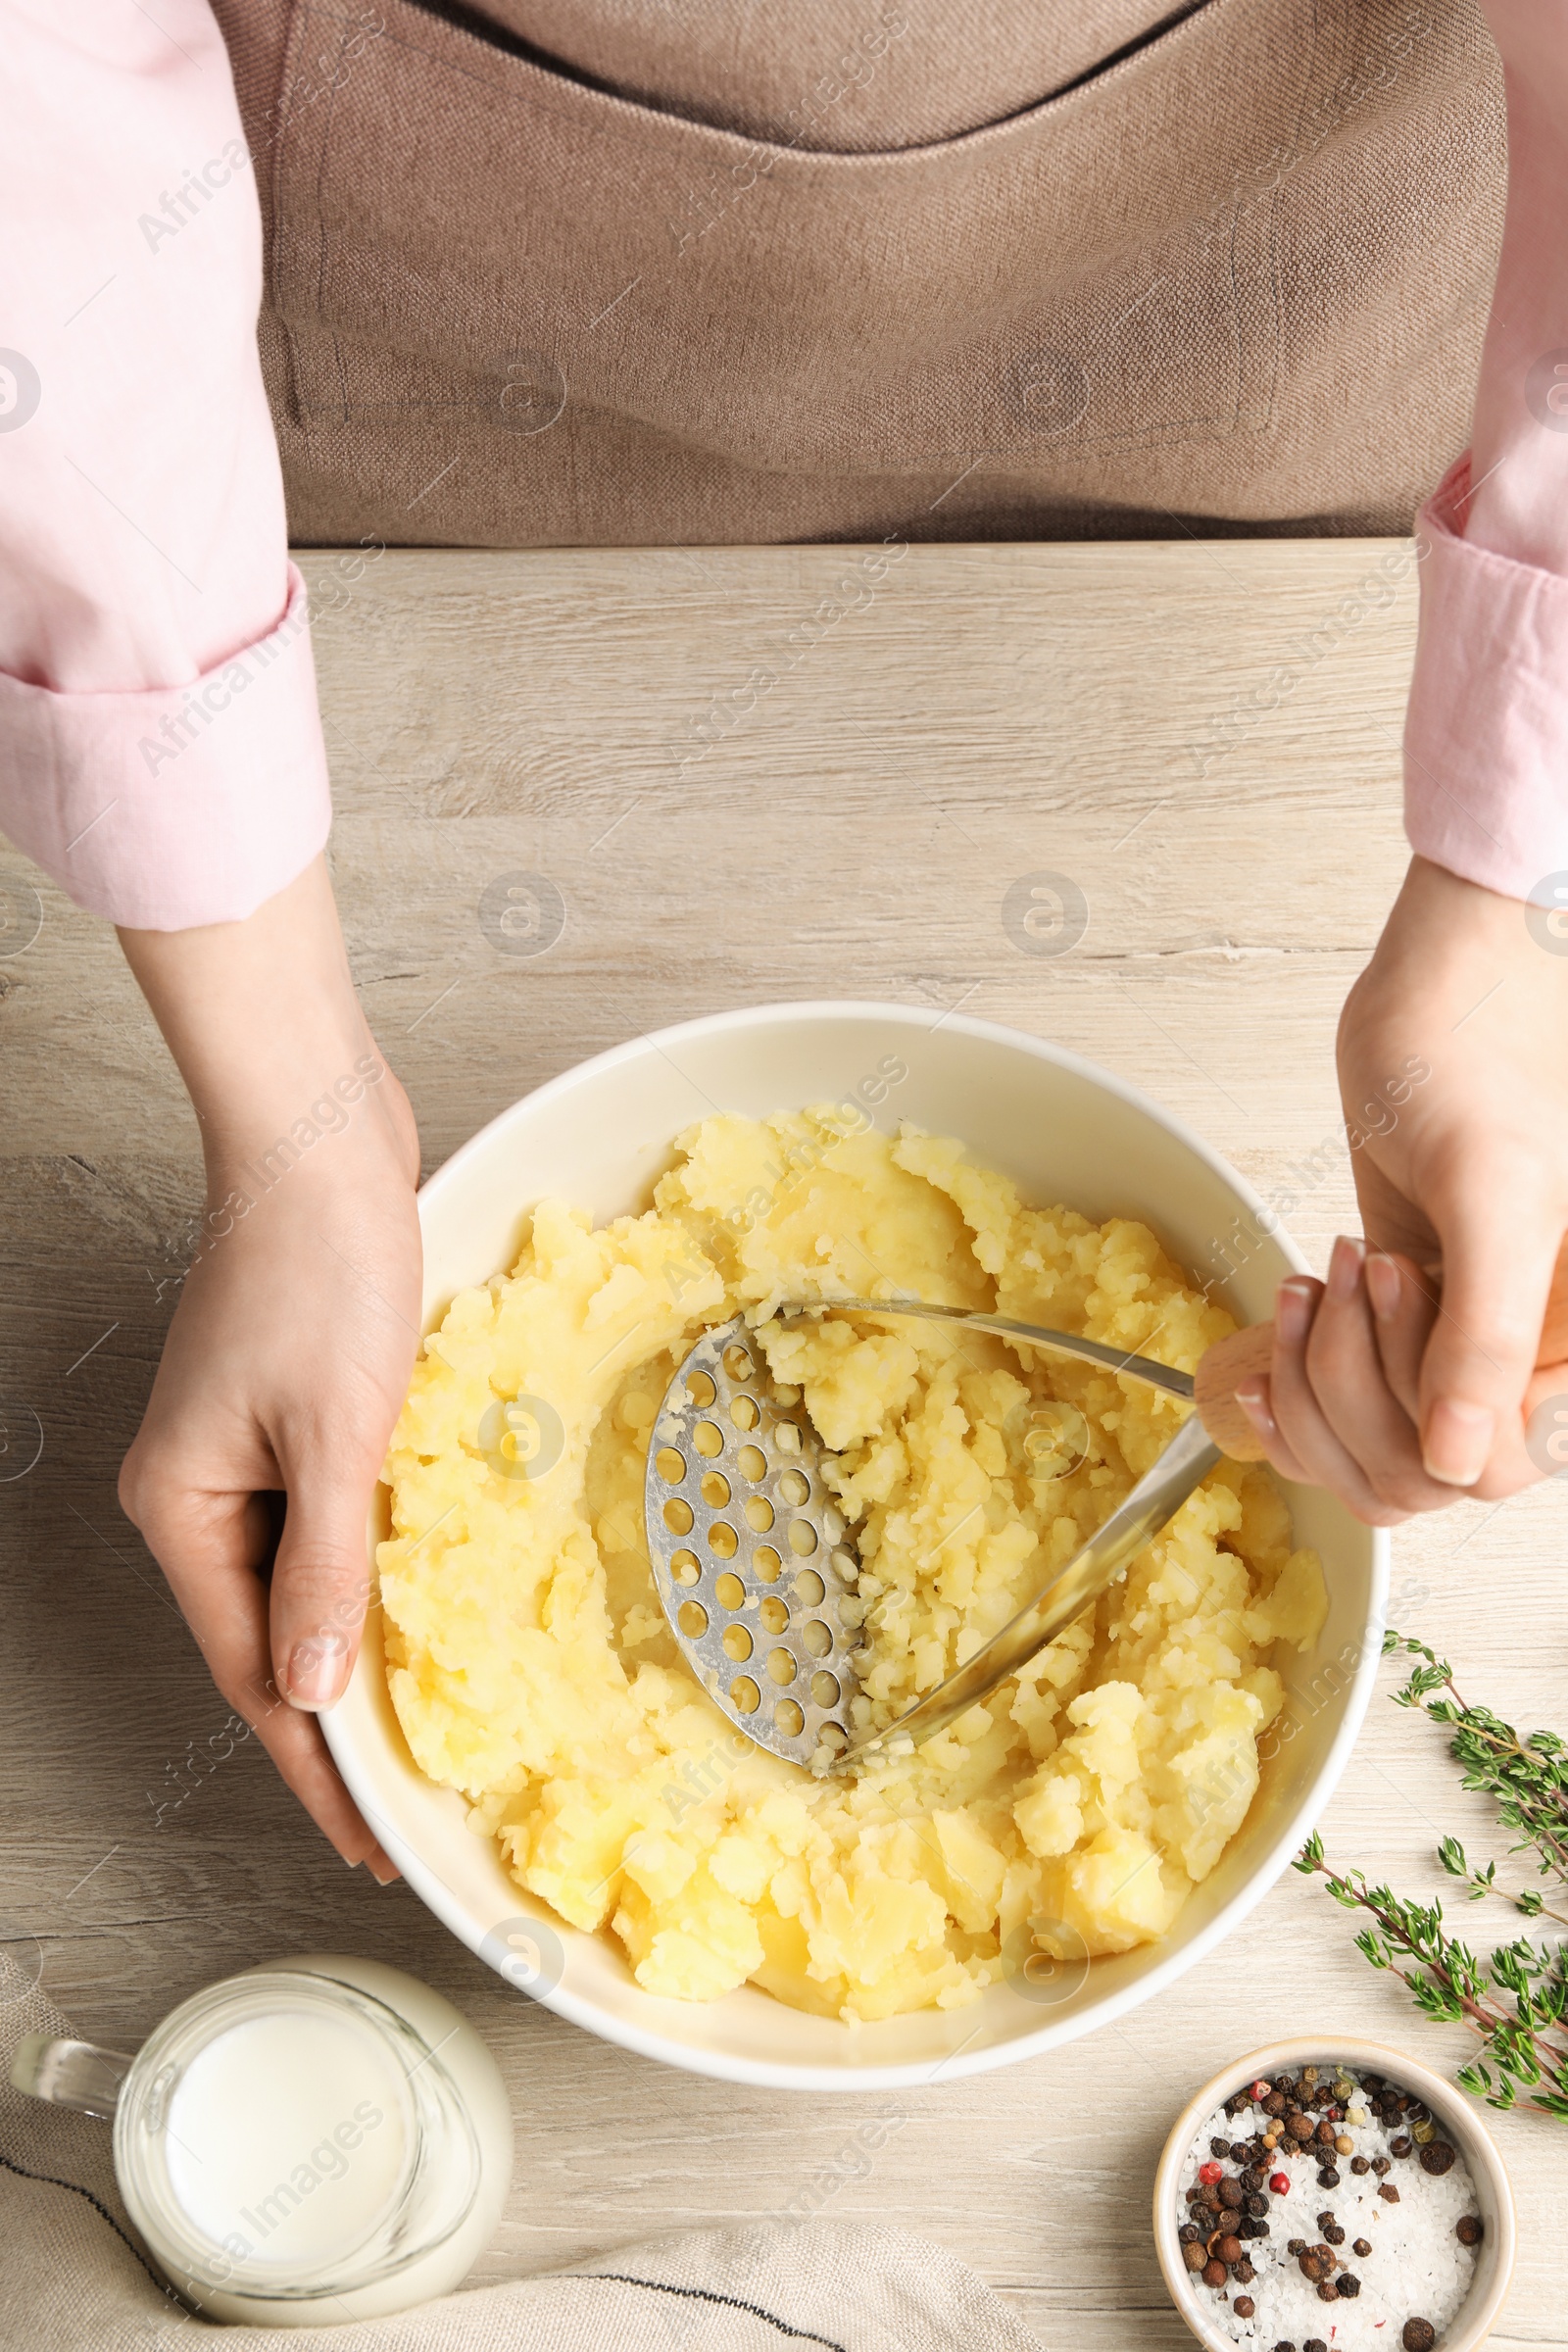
[0,1,327,930]
[0,0,1562,930]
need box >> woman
[3,0,1565,1882]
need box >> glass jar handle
[10,2035,134,2118]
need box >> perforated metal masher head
[644,1300,1221,1775]
[644,1317,864,1771]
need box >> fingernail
[286,1632,350,1710]
[368,1850,400,1886]
[1365,1252,1400,1321]
[1236,1386,1277,1440]
[1328,1235,1365,1302]
[1422,1398,1494,1488]
[1276,1280,1315,1346]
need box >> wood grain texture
[1,539,1564,2348]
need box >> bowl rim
[1152,2034,1518,2352]
[328,997,1390,2089]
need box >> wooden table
[2,539,1562,2348]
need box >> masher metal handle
[843,1409,1220,1771]
[780,1298,1222,1770]
[794,1299,1197,1404]
[796,1251,1568,1470]
[799,1264,1568,1771]
[753,1258,1568,1772]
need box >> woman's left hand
[1223,855,1568,1525]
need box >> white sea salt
[1175,2066,1482,2349]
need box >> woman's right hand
[116,858,421,1873]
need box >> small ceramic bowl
[1153,2037,1516,2352]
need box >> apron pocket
[267,0,1356,473]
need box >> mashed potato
[378,1109,1327,2020]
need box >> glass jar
[11,1953,513,2326]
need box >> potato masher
[644,1298,1275,1773]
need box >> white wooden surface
[0,539,1562,2346]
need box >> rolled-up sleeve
[1403,0,1568,906]
[0,0,329,931]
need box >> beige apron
[214,0,1503,547]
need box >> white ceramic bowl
[326,1002,1387,2089]
[1153,2037,1517,2350]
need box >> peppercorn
[1304,2339,1328,2352]
[1335,2134,1354,2156]
[1288,2114,1314,2141]
[1219,2178,1245,2209]
[1202,2259,1227,2288]
[1234,2258,1256,2285]
[1263,2091,1288,2118]
[1371,2157,1392,2177]
[1317,2167,1341,2188]
[1239,2216,1268,2240]
[1302,2066,1319,2085]
[1210,2135,1231,2157]
[1324,2225,1346,2247]
[1350,2156,1370,2175]
[1235,2300,1255,2321]
[1200,2160,1225,2183]
[1287,2237,1305,2255]
[1403,2323,1436,2352]
[1268,2171,1292,2194]
[1225,2093,1250,2118]
[1409,2100,1430,2122]
[1178,2222,1200,2245]
[1230,2140,1251,2164]
[1182,2242,1206,2274]
[1379,2183,1400,2204]
[1215,2234,1244,2267]
[1318,2280,1341,2303]
[1242,2166,1265,2192]
[1314,2120,1336,2145]
[1338,2275,1362,2300]
[1245,2192,1268,2218]
[1391,2133,1413,2158]
[1456,2215,1484,2246]
[1420,2139,1456,2177]
[1298,2252,1326,2281]
[1353,2238,1372,2258]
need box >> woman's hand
[116,858,420,1873]
[1228,855,1568,1524]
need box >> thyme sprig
[1388,1633,1568,1918]
[1294,1630,1568,2121]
